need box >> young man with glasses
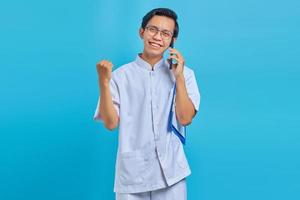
[94,8,200,200]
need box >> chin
[146,48,165,57]
[149,51,163,57]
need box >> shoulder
[183,65,196,79]
[111,61,135,80]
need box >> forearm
[99,80,119,130]
[175,74,195,126]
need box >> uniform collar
[135,53,167,71]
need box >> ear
[139,28,145,39]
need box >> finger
[169,52,178,59]
[103,61,113,68]
[170,52,183,62]
[97,60,104,66]
[169,55,181,63]
[170,56,185,68]
[169,49,184,60]
[169,48,179,54]
[97,61,105,71]
[169,52,179,60]
[108,62,113,69]
[98,60,108,67]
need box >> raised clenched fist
[96,60,113,85]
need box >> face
[139,15,176,58]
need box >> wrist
[175,73,184,82]
[99,78,110,88]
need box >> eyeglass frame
[144,25,174,40]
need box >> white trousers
[116,179,187,200]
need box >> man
[94,8,200,200]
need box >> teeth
[150,42,160,47]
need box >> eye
[162,31,172,38]
[149,27,157,32]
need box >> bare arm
[96,60,119,130]
[169,48,196,126]
[174,74,195,126]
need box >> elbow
[99,110,119,130]
[104,121,118,130]
[177,115,193,126]
[103,117,119,130]
[176,103,196,126]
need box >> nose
[153,31,163,41]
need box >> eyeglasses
[145,25,173,40]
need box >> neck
[140,52,163,70]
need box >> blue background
[1,0,299,199]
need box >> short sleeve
[185,70,200,112]
[93,77,120,122]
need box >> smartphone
[169,41,174,69]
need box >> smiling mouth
[149,42,162,48]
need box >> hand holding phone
[168,45,185,78]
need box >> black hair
[141,8,179,38]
